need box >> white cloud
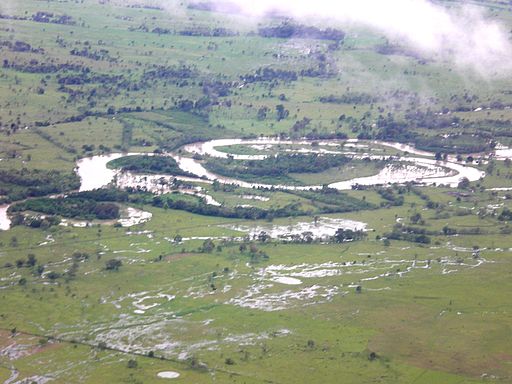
[201,0,512,76]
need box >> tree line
[0,169,80,204]
[9,197,120,221]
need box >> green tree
[10,236,18,247]
[457,177,470,189]
[27,254,37,267]
[127,359,138,369]
[105,259,122,271]
[225,357,235,365]
[201,239,215,253]
[276,104,289,121]
[410,212,422,225]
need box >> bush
[127,359,138,369]
[225,357,235,365]
[105,259,122,271]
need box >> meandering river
[177,138,485,190]
[0,138,486,231]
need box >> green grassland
[290,160,385,184]
[1,185,512,382]
[1,0,512,383]
[1,203,512,383]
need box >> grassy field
[290,160,385,184]
[1,191,512,382]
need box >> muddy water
[75,139,485,194]
[0,204,11,231]
[76,153,127,192]
[180,138,484,189]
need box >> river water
[72,139,486,192]
[0,138,487,231]
[75,153,127,192]
[0,205,11,230]
[178,138,484,189]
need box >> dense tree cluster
[32,11,75,25]
[204,153,353,183]
[414,134,493,154]
[375,44,423,60]
[7,189,131,223]
[10,213,62,229]
[320,93,380,105]
[242,68,298,83]
[2,59,86,74]
[57,73,125,86]
[374,114,413,142]
[498,208,512,221]
[142,64,198,82]
[105,259,122,271]
[153,195,306,220]
[404,110,461,130]
[258,23,345,42]
[333,228,367,243]
[366,111,494,154]
[377,187,405,207]
[108,155,195,177]
[70,48,117,62]
[385,223,433,244]
[10,198,120,220]
[302,132,349,141]
[0,169,80,203]
[0,11,75,25]
[200,80,232,98]
[0,40,43,53]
